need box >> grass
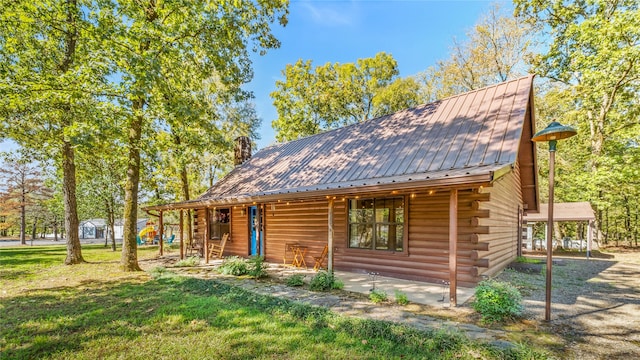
[0,244,550,359]
[515,256,543,264]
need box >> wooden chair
[208,233,229,259]
[188,234,203,256]
[313,245,328,271]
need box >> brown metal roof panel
[379,102,442,178]
[401,94,459,175]
[427,88,480,172]
[355,113,413,180]
[524,202,595,222]
[463,83,505,167]
[481,79,523,165]
[497,78,532,164]
[441,87,488,169]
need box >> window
[208,208,230,240]
[348,197,404,251]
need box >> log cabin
[145,75,540,305]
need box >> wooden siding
[191,181,520,287]
[478,166,523,277]
[193,207,248,257]
[193,208,205,239]
[227,207,249,256]
[263,200,333,266]
[333,190,490,287]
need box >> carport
[523,202,597,257]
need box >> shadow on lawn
[0,274,340,359]
[0,246,69,268]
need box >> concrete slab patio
[258,262,475,307]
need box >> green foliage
[332,278,344,290]
[218,256,249,276]
[394,290,409,305]
[217,256,267,279]
[149,266,178,280]
[515,256,542,264]
[369,289,388,304]
[421,4,534,100]
[270,52,422,141]
[175,256,200,267]
[472,280,523,324]
[515,0,640,245]
[247,256,268,279]
[308,271,342,291]
[285,273,305,287]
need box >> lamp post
[532,121,577,322]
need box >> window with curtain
[348,197,404,251]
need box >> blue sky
[0,0,503,154]
[248,0,503,149]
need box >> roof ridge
[260,74,534,152]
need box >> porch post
[204,207,209,263]
[328,198,334,272]
[449,189,458,306]
[587,220,593,259]
[159,211,164,256]
[179,210,184,260]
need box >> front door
[249,206,263,256]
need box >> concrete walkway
[334,270,475,307]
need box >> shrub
[369,289,388,303]
[149,266,177,279]
[247,256,268,279]
[472,280,523,324]
[286,273,305,287]
[332,278,344,290]
[175,256,200,267]
[218,256,249,276]
[309,271,342,291]
[394,290,409,305]
[515,256,542,264]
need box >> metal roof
[524,202,596,222]
[145,75,536,211]
[200,75,534,200]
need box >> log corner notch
[449,189,458,306]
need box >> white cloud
[300,1,356,27]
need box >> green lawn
[0,245,548,359]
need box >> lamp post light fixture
[532,121,577,322]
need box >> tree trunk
[20,172,26,245]
[623,195,632,246]
[63,140,84,264]
[31,217,37,240]
[108,196,116,252]
[180,164,192,245]
[121,99,144,271]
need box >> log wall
[333,190,490,287]
[193,207,248,257]
[262,200,335,266]
[478,166,522,277]
[190,171,521,286]
[227,207,249,256]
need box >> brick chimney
[234,136,251,165]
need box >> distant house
[80,218,149,239]
[145,75,540,304]
[79,219,105,239]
